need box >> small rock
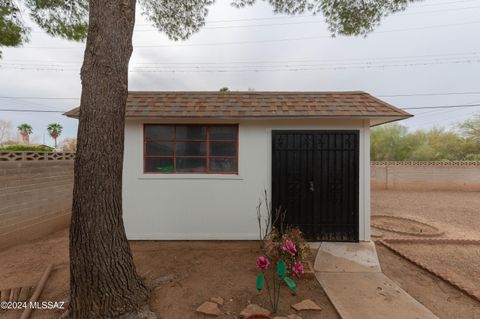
[196,301,221,316]
[287,315,303,319]
[240,304,271,318]
[291,299,322,311]
[210,297,224,305]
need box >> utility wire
[2,51,479,67]
[12,20,480,50]
[3,91,480,101]
[1,103,480,113]
[1,57,479,72]
[0,109,66,113]
[0,96,79,100]
[379,91,480,97]
[403,103,480,110]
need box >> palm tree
[17,123,33,145]
[47,123,63,148]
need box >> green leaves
[277,259,286,278]
[25,0,89,41]
[283,276,297,293]
[319,0,420,36]
[139,0,214,41]
[256,272,264,291]
[0,1,30,56]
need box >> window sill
[138,174,244,180]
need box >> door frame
[271,129,360,242]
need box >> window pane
[176,157,206,172]
[146,141,174,156]
[145,157,174,173]
[145,125,174,140]
[209,158,237,172]
[176,142,206,156]
[210,141,236,156]
[176,125,206,140]
[209,126,237,140]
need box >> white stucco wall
[123,118,371,241]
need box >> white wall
[123,118,371,241]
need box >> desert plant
[256,190,287,244]
[47,123,63,148]
[17,123,32,145]
[255,228,310,313]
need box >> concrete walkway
[314,242,439,319]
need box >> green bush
[0,145,54,151]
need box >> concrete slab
[314,242,381,273]
[316,272,439,319]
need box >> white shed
[65,91,411,242]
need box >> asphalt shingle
[64,91,411,120]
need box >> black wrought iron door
[272,130,359,242]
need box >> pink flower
[282,240,297,256]
[292,262,304,277]
[256,256,270,271]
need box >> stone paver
[316,272,438,319]
[314,241,439,319]
[314,242,381,273]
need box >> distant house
[65,91,411,242]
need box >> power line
[0,96,79,100]
[133,0,479,25]
[3,91,480,102]
[2,51,479,66]
[379,91,480,97]
[3,55,479,69]
[12,20,480,50]
[1,57,479,72]
[0,109,66,113]
[130,5,480,32]
[403,103,480,110]
[1,103,480,114]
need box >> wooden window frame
[143,124,239,175]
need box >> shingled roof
[64,91,411,126]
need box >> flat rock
[196,301,221,316]
[240,304,271,318]
[210,297,224,305]
[291,299,322,311]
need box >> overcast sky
[1,0,479,145]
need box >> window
[144,124,238,174]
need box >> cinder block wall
[371,162,480,191]
[0,161,73,251]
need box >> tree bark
[68,0,153,318]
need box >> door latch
[309,181,315,192]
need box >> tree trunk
[68,0,153,318]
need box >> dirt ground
[1,190,479,319]
[372,190,480,239]
[386,242,480,298]
[373,190,480,319]
[0,229,338,319]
